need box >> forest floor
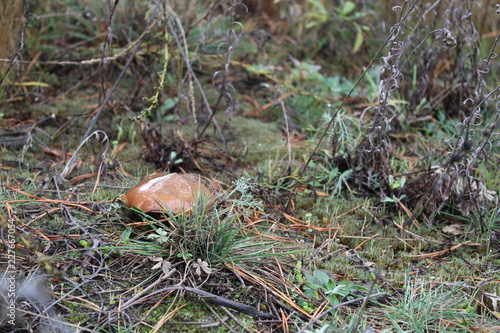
[1,1,499,332]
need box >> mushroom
[122,173,213,214]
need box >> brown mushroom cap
[123,173,212,214]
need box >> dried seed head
[442,29,457,49]
[462,141,472,151]
[450,154,462,164]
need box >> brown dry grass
[0,0,24,61]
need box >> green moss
[140,296,257,332]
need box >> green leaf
[308,0,328,16]
[159,97,179,112]
[381,196,397,203]
[120,227,132,243]
[314,270,331,286]
[328,295,340,305]
[327,279,336,290]
[353,23,364,53]
[304,286,317,299]
[341,1,355,16]
[306,0,329,28]
[304,271,316,285]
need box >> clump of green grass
[378,275,479,332]
[122,177,284,276]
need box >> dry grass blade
[150,303,189,333]
[226,263,312,320]
[405,241,476,258]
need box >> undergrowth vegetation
[0,0,499,332]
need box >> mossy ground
[1,1,499,332]
[1,101,498,331]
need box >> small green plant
[381,175,407,203]
[303,270,367,306]
[305,0,369,54]
[321,110,361,155]
[388,175,406,190]
[379,276,478,332]
[147,228,170,244]
[166,151,183,170]
[314,165,353,196]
